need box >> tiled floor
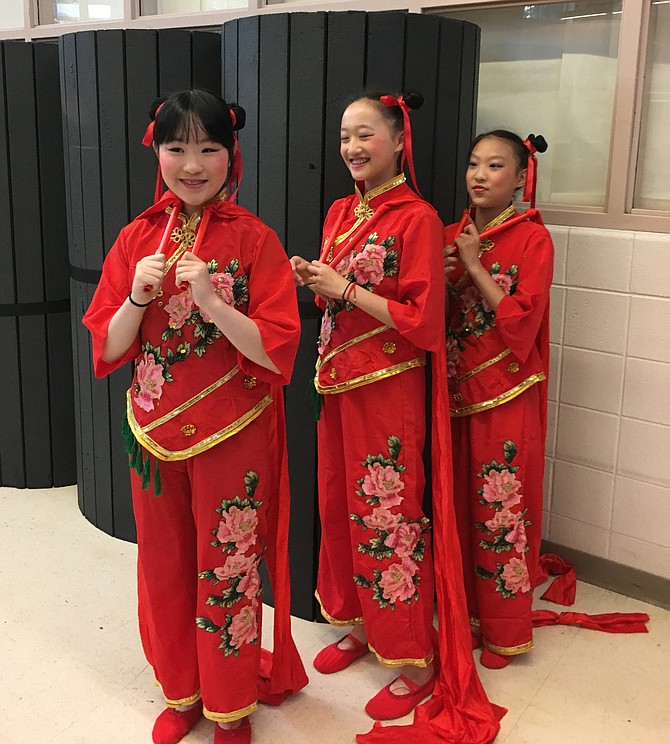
[1,485,668,744]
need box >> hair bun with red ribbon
[228,103,246,132]
[526,133,548,154]
[401,91,424,111]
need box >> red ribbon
[142,103,165,203]
[522,136,539,208]
[379,95,422,197]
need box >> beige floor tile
[2,486,669,744]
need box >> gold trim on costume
[470,617,481,628]
[127,393,273,460]
[315,358,426,395]
[203,701,258,723]
[327,174,406,259]
[481,204,516,234]
[450,373,546,417]
[159,685,202,708]
[140,366,241,433]
[319,325,389,366]
[482,638,534,656]
[452,348,512,386]
[368,643,434,669]
[315,590,364,626]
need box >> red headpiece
[379,94,422,197]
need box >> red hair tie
[379,94,422,197]
[522,136,539,209]
[142,103,165,204]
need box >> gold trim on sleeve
[368,643,434,669]
[315,590,364,626]
[450,373,546,417]
[451,348,512,386]
[127,394,273,460]
[141,366,241,433]
[315,358,426,394]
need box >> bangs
[153,90,234,151]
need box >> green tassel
[308,377,322,421]
[154,458,162,497]
[140,452,151,490]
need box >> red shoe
[364,673,436,720]
[313,633,369,674]
[152,700,202,744]
[480,648,513,669]
[214,717,251,743]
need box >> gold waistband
[450,373,546,417]
[317,324,389,369]
[451,348,512,387]
[315,357,426,394]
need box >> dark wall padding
[0,40,75,489]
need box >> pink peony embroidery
[228,603,258,648]
[164,290,194,330]
[334,256,350,277]
[446,336,460,379]
[384,522,422,559]
[200,272,235,323]
[482,273,514,312]
[214,553,256,582]
[237,565,262,600]
[482,469,523,509]
[348,244,386,286]
[501,557,531,594]
[134,352,165,412]
[318,311,334,355]
[362,463,405,508]
[460,285,480,314]
[378,559,418,604]
[363,508,403,532]
[216,506,259,554]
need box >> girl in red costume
[83,90,307,744]
[444,130,552,670]
[291,92,499,741]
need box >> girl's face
[466,136,526,214]
[340,100,404,191]
[157,125,230,216]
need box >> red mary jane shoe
[480,647,513,669]
[365,673,436,720]
[152,700,203,744]
[313,633,369,674]
[214,717,251,743]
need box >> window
[37,1,124,23]
[633,1,670,211]
[440,2,623,210]
[139,0,247,13]
[1,0,24,29]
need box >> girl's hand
[290,255,312,287]
[444,244,459,281]
[131,248,166,303]
[306,261,350,300]
[175,251,214,307]
[454,220,482,271]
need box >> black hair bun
[229,103,246,132]
[403,91,424,110]
[148,97,167,121]
[528,133,548,153]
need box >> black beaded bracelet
[128,292,153,308]
[342,280,355,301]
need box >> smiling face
[466,136,526,222]
[339,100,404,191]
[157,124,230,216]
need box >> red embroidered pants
[131,412,272,722]
[451,385,545,656]
[316,367,435,667]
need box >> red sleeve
[239,228,300,386]
[82,229,140,379]
[495,226,554,363]
[387,207,446,352]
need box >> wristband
[128,292,153,308]
[343,281,357,304]
[341,280,355,301]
